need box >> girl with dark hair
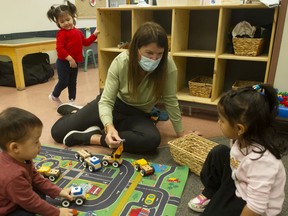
[189,84,287,216]
[51,22,184,153]
[47,1,99,104]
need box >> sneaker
[63,126,102,147]
[57,103,82,116]
[49,93,62,104]
[188,194,210,213]
[150,107,169,123]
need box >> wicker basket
[168,133,218,176]
[232,80,262,91]
[232,38,265,56]
[188,76,212,98]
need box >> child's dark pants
[200,144,246,216]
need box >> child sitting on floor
[188,84,287,216]
[0,107,74,216]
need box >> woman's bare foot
[90,134,102,145]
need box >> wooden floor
[0,65,223,154]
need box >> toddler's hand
[59,207,74,216]
[93,29,100,37]
[66,55,77,68]
[69,59,77,68]
[59,187,73,201]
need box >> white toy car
[61,186,86,207]
[82,156,102,172]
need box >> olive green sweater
[99,51,183,133]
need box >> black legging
[51,95,161,153]
[200,145,246,216]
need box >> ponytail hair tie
[253,84,261,91]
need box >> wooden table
[0,37,56,90]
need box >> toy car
[75,149,91,162]
[82,156,102,172]
[61,186,86,207]
[37,165,60,182]
[133,158,155,176]
[101,143,123,168]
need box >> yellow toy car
[133,158,155,177]
[37,165,60,182]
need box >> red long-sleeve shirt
[0,152,61,216]
[56,27,97,62]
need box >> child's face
[15,127,42,162]
[57,13,74,30]
[218,113,239,140]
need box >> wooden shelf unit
[96,5,278,105]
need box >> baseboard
[49,54,98,69]
[179,100,218,121]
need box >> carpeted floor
[122,136,288,216]
[2,66,287,215]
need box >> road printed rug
[34,146,189,216]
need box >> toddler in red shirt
[0,107,74,216]
[47,1,100,105]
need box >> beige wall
[0,0,97,63]
[0,0,96,34]
[0,1,287,86]
[274,4,288,92]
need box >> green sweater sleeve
[161,55,183,133]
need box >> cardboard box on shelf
[96,0,127,8]
[221,0,261,4]
[96,0,108,7]
[220,0,242,4]
[109,0,127,7]
[156,0,203,6]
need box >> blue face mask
[138,54,162,72]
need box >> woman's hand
[59,187,73,201]
[105,124,123,149]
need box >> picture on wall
[75,0,97,18]
[90,0,96,7]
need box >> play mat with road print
[34,146,189,216]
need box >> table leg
[10,54,25,90]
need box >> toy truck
[133,158,155,177]
[101,143,124,168]
[82,156,102,172]
[75,149,102,172]
[75,149,91,162]
[61,186,86,207]
[37,165,60,182]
